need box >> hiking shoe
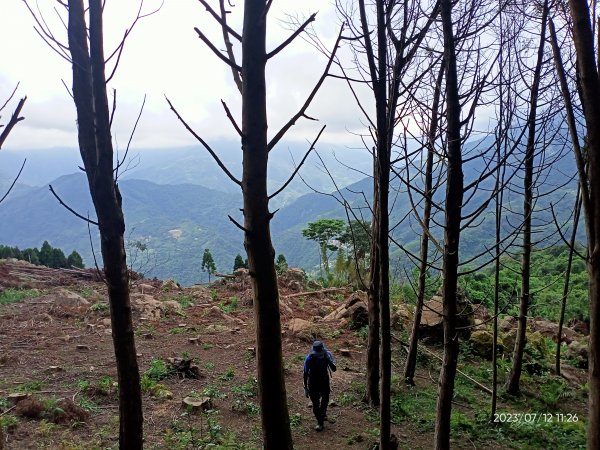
[315,424,324,432]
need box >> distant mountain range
[0,141,582,285]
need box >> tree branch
[267,12,317,59]
[268,124,326,199]
[0,159,26,205]
[268,26,343,152]
[197,0,241,41]
[166,96,242,186]
[49,185,99,226]
[194,26,242,72]
[0,96,27,149]
[221,99,242,137]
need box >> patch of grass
[74,379,91,392]
[175,293,194,309]
[202,343,213,350]
[16,380,43,393]
[537,375,571,407]
[200,385,226,400]
[141,358,172,391]
[78,287,95,298]
[98,375,115,395]
[219,296,238,314]
[289,413,302,429]
[90,302,109,313]
[336,391,356,407]
[0,288,41,305]
[204,361,215,370]
[231,378,257,398]
[332,293,344,302]
[0,414,19,432]
[37,419,56,436]
[355,325,369,341]
[231,379,258,415]
[78,396,100,414]
[390,384,437,430]
[297,296,305,309]
[168,326,187,335]
[209,289,219,301]
[219,368,235,381]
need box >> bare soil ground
[0,261,588,449]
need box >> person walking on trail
[304,340,337,431]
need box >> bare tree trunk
[67,1,142,448]
[241,1,292,447]
[556,190,582,375]
[566,2,600,447]
[434,0,463,447]
[506,0,548,395]
[404,62,444,385]
[367,165,381,406]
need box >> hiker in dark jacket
[303,340,336,431]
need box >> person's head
[311,340,326,357]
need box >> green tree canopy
[50,248,68,269]
[201,248,217,282]
[302,218,345,277]
[67,250,85,269]
[39,240,53,267]
[275,254,288,275]
[233,254,247,271]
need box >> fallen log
[283,287,346,299]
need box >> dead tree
[548,14,588,376]
[24,1,158,447]
[560,2,600,446]
[505,0,550,395]
[171,1,342,446]
[433,0,464,446]
[404,61,444,386]
[67,2,143,447]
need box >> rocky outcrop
[288,318,318,341]
[567,339,589,368]
[279,268,308,291]
[532,319,580,344]
[419,288,474,343]
[391,304,414,331]
[323,293,368,330]
[130,293,181,320]
[469,330,501,359]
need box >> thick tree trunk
[505,1,548,395]
[241,1,292,448]
[434,0,463,447]
[67,2,143,449]
[404,62,443,385]
[566,2,600,448]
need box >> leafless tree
[170,1,342,446]
[505,0,551,395]
[556,1,600,446]
[25,1,158,447]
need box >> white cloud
[1,0,367,151]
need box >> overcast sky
[0,0,369,151]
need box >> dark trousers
[309,386,330,425]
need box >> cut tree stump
[182,396,213,413]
